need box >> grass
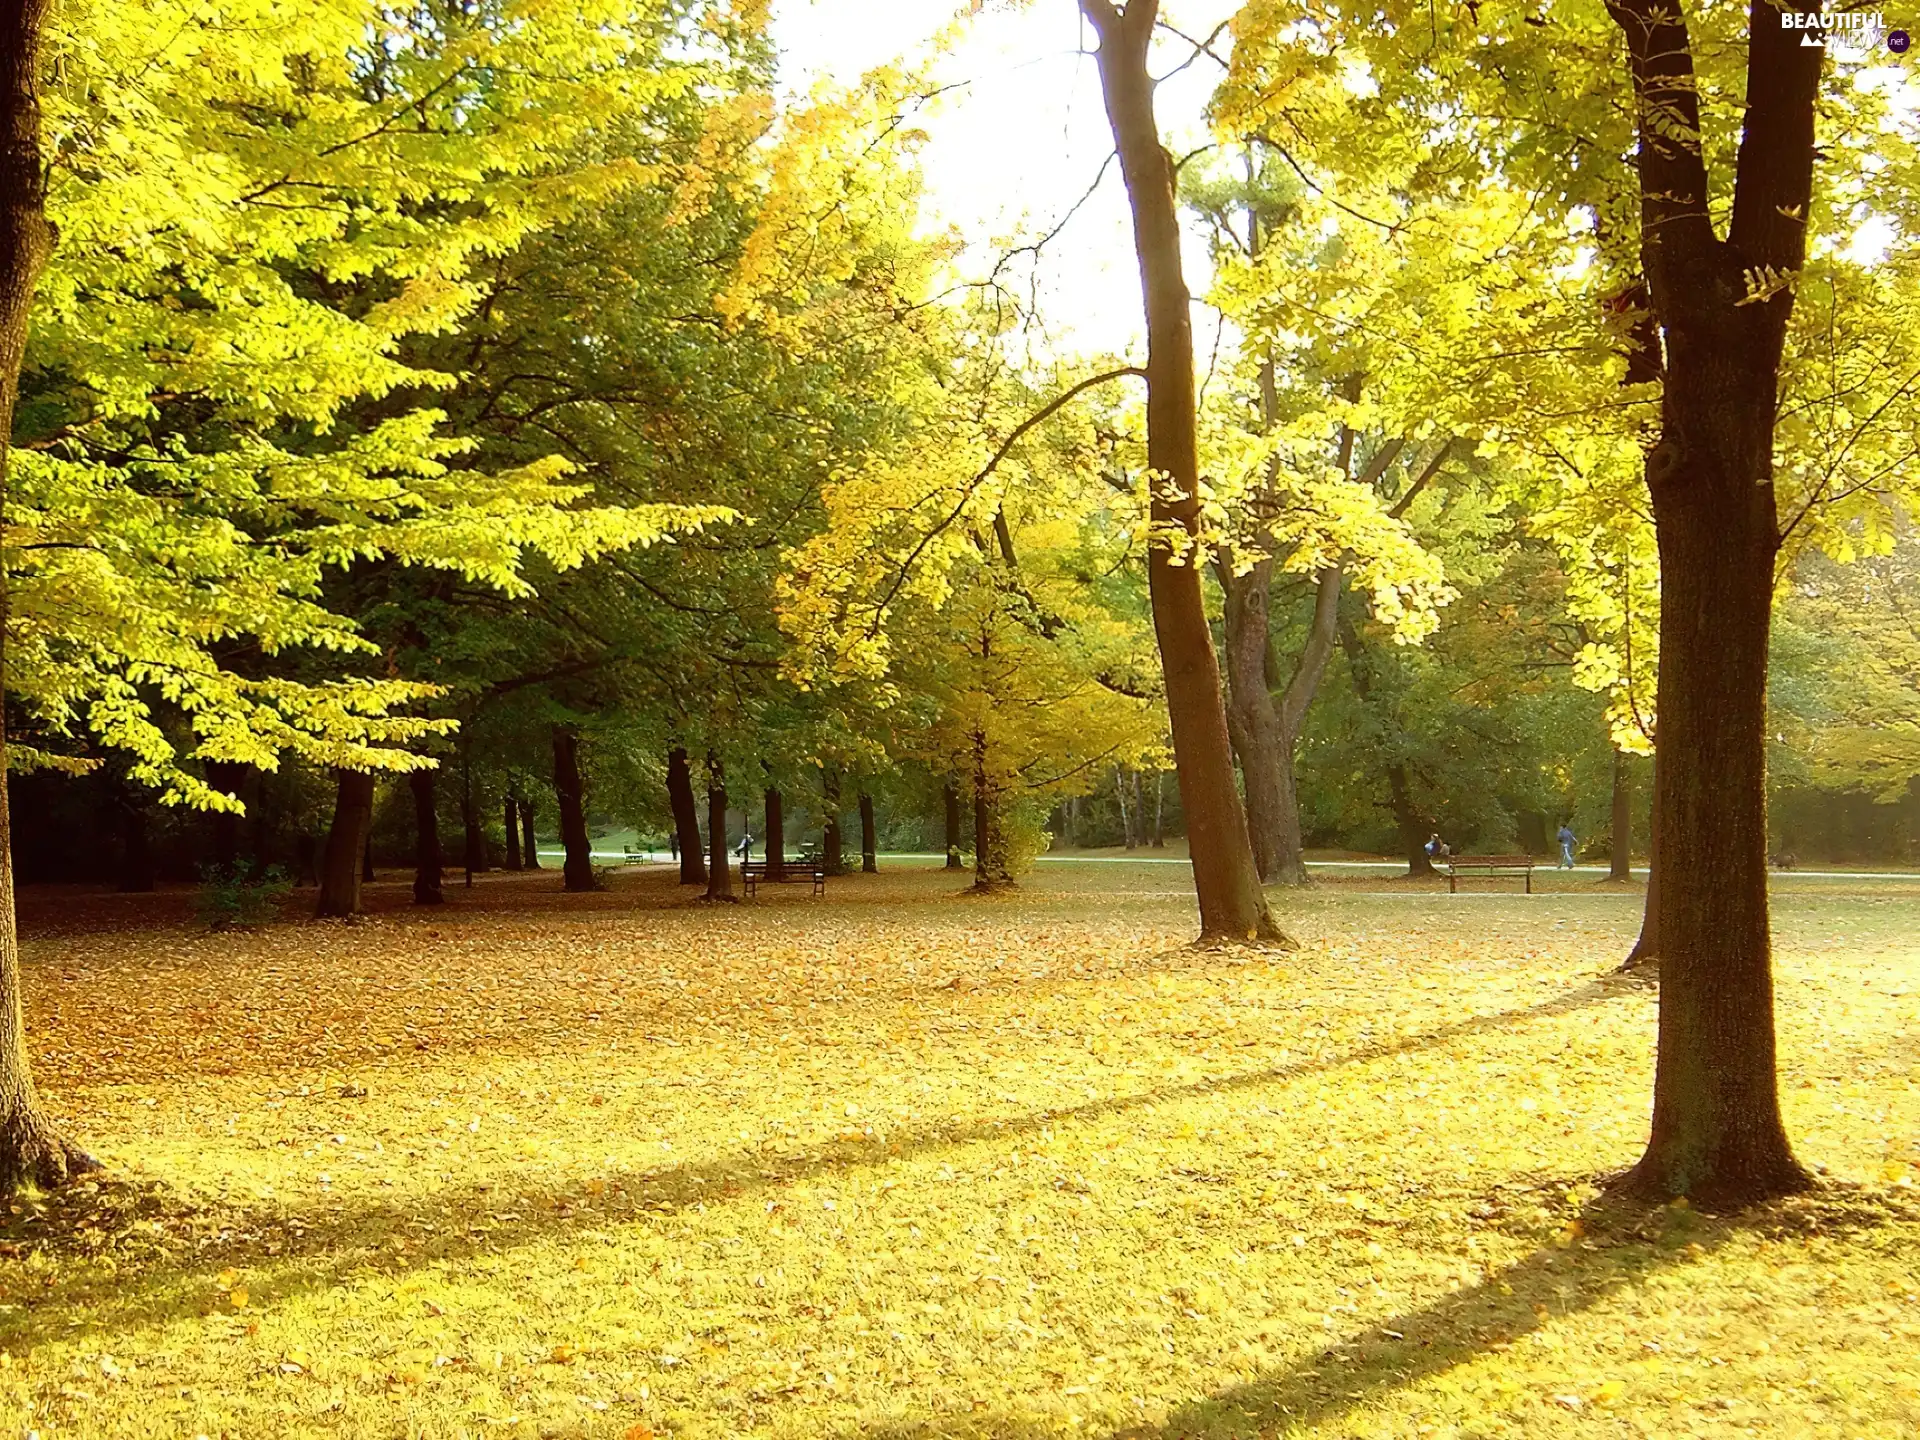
[2,863,1916,1438]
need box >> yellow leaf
[1590,1379,1625,1404]
[228,1288,249,1310]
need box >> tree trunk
[519,797,541,871]
[972,731,1012,890]
[116,788,154,893]
[764,787,785,881]
[206,759,246,873]
[667,747,706,885]
[1627,466,1805,1203]
[316,769,376,917]
[704,755,734,901]
[503,794,522,871]
[411,770,444,906]
[859,792,878,873]
[1605,0,1817,1206]
[1116,767,1135,849]
[362,835,376,884]
[944,783,965,869]
[0,0,96,1190]
[822,768,845,876]
[1624,763,1660,969]
[1610,748,1633,882]
[551,726,595,893]
[1338,612,1436,876]
[460,751,484,887]
[1083,0,1284,944]
[1151,773,1165,847]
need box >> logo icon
[1890,27,1912,50]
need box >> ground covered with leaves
[5,863,1918,1438]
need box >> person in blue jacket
[1556,822,1577,869]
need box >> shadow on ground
[0,974,1643,1358]
[848,1190,1911,1440]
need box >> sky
[768,0,1241,361]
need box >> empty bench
[740,859,828,898]
[1445,854,1536,893]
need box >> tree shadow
[0,973,1640,1357]
[845,1190,1912,1440]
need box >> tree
[0,0,96,1190]
[1079,0,1283,943]
[1225,0,1918,1201]
[1594,0,1821,1204]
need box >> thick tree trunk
[0,1,97,1189]
[1220,561,1294,884]
[667,747,706,885]
[972,732,1012,891]
[411,770,444,906]
[316,769,376,917]
[519,797,540,871]
[1083,0,1284,944]
[943,783,965,869]
[1605,0,1817,1206]
[503,795,522,870]
[1610,749,1633,881]
[859,792,878,873]
[822,768,845,876]
[551,727,595,893]
[704,755,734,901]
[1625,447,1804,1201]
[1225,554,1345,887]
[764,788,785,881]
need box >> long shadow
[0,973,1639,1356]
[847,1191,1912,1440]
[1108,1197,1707,1439]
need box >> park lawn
[0,866,1916,1439]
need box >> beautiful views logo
[1780,9,1909,53]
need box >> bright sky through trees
[771,0,1237,358]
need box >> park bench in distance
[1445,854,1536,893]
[622,843,649,864]
[740,858,828,898]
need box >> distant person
[1557,822,1577,869]
[1424,832,1451,862]
[668,832,679,862]
[735,831,754,862]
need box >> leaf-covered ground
[4,863,1918,1438]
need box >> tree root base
[0,1111,101,1196]
[1611,1152,1816,1213]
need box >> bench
[1445,854,1536,893]
[622,844,650,865]
[740,859,827,898]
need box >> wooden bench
[740,859,827,898]
[622,844,650,865]
[1445,854,1536,893]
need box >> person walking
[1556,821,1577,869]
[735,829,754,863]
